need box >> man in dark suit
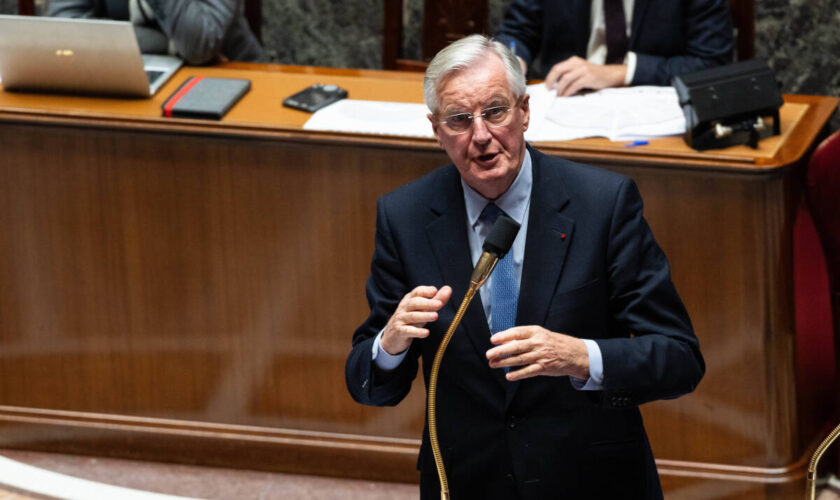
[48,0,264,65]
[345,34,703,499]
[495,0,734,95]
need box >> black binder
[672,60,783,150]
[162,76,251,120]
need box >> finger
[433,285,452,305]
[495,348,535,367]
[486,344,506,360]
[561,70,590,97]
[506,363,543,381]
[397,325,430,339]
[407,285,440,299]
[554,72,572,96]
[487,339,518,359]
[544,59,571,91]
[544,69,561,91]
[398,310,438,325]
[490,326,533,345]
[403,295,446,312]
[556,68,585,97]
[489,346,537,368]
[549,59,583,94]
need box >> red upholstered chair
[797,129,840,483]
[806,130,840,380]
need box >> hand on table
[545,56,627,97]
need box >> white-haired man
[346,34,703,499]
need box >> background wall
[754,0,840,130]
[264,0,840,129]
[0,0,17,13]
[2,0,838,129]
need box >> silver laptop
[0,15,182,98]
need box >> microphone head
[483,215,521,258]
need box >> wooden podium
[0,63,836,499]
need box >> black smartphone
[282,83,348,113]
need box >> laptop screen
[0,15,182,98]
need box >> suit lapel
[629,0,651,48]
[425,168,506,390]
[506,149,574,409]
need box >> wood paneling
[382,0,489,71]
[0,124,438,436]
[0,64,837,498]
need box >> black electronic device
[282,83,348,113]
[672,59,783,151]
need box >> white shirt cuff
[624,51,637,86]
[569,339,604,391]
[371,328,408,371]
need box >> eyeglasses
[437,103,516,135]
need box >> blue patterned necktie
[481,203,518,335]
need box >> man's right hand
[380,285,452,355]
[544,56,626,96]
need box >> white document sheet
[524,83,575,142]
[302,85,684,143]
[302,99,435,138]
[530,85,686,142]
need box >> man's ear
[428,113,442,144]
[520,94,531,132]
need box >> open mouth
[477,153,498,162]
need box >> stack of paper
[526,84,686,142]
[302,85,685,143]
[302,99,434,138]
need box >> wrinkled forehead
[435,59,516,113]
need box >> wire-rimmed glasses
[436,100,519,135]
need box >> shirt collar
[462,149,533,229]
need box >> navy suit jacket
[495,0,734,85]
[345,147,704,499]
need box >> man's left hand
[487,326,590,381]
[544,56,626,97]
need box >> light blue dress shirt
[372,150,603,390]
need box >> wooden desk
[0,64,836,499]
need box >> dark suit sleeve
[594,178,704,407]
[345,197,420,407]
[494,0,543,69]
[47,0,98,18]
[47,0,170,54]
[145,0,264,65]
[632,0,734,85]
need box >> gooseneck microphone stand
[807,421,840,499]
[427,215,520,500]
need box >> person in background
[48,0,265,65]
[345,34,703,499]
[495,0,734,96]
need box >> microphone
[428,214,521,500]
[470,214,521,288]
